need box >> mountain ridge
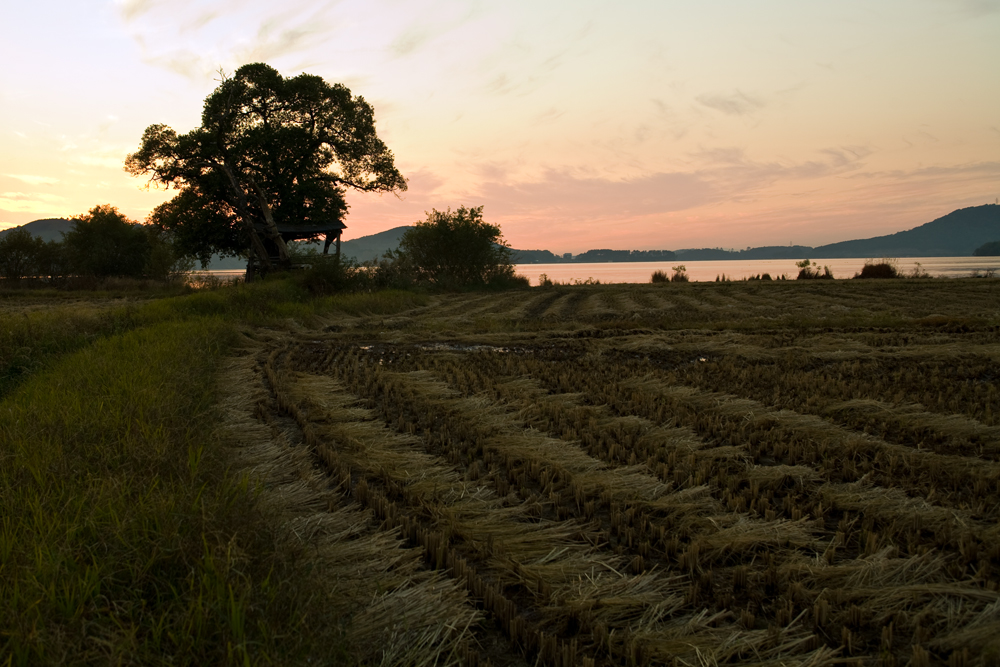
[3,204,998,265]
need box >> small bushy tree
[63,205,151,278]
[853,259,899,279]
[795,259,833,280]
[0,228,44,281]
[396,206,519,287]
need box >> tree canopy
[395,206,517,287]
[62,205,150,278]
[126,63,406,271]
[0,205,187,283]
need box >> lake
[514,256,999,285]
[194,256,999,285]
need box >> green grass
[0,304,143,399]
[0,279,430,665]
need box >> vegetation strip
[0,282,434,665]
[4,277,999,665]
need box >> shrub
[795,259,833,280]
[0,230,72,284]
[854,260,899,279]
[0,228,44,281]
[396,206,517,288]
[671,265,689,282]
[651,269,669,283]
[63,205,151,278]
[291,254,366,294]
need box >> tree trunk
[219,160,279,272]
[250,181,291,268]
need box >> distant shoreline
[193,255,1000,286]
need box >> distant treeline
[513,249,678,263]
[0,205,190,284]
[511,246,813,263]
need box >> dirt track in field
[232,280,1000,666]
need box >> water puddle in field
[357,342,519,365]
[416,342,515,353]
[358,342,516,354]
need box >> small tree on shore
[0,228,44,281]
[395,206,520,287]
[63,206,151,278]
[795,259,833,280]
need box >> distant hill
[671,205,999,260]
[339,226,410,263]
[511,249,566,263]
[6,204,997,266]
[811,204,1000,258]
[0,218,73,242]
[574,249,676,262]
[974,241,1000,256]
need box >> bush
[63,205,151,278]
[854,260,899,279]
[651,269,669,283]
[0,228,44,281]
[290,252,368,295]
[396,206,518,288]
[0,229,71,284]
[670,265,689,282]
[795,259,833,280]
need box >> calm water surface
[515,257,1000,285]
[195,257,1000,285]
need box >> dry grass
[200,279,1000,666]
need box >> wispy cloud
[71,154,128,169]
[0,191,65,202]
[942,0,1000,17]
[696,91,765,116]
[117,0,339,80]
[0,191,67,215]
[5,174,60,186]
[115,0,157,21]
[479,169,717,220]
[390,26,433,57]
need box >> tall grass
[0,304,142,399]
[0,320,259,664]
[0,280,431,665]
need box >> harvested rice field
[229,279,1000,666]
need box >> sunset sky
[2,0,998,253]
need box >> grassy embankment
[0,280,427,665]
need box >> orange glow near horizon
[2,1,998,253]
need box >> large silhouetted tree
[126,63,406,273]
